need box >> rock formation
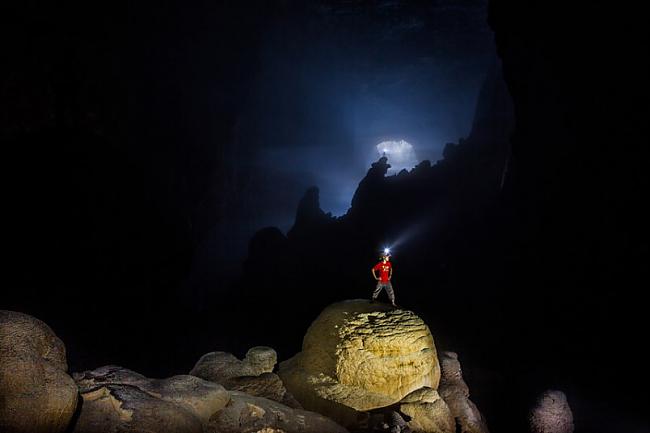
[0,311,347,433]
[71,365,229,433]
[288,186,335,239]
[368,410,412,433]
[209,391,348,433]
[528,390,574,433]
[191,346,301,408]
[0,307,492,433]
[236,65,516,374]
[438,352,489,433]
[190,346,277,382]
[222,372,302,409]
[279,300,455,432]
[72,364,346,433]
[397,388,454,433]
[0,310,79,433]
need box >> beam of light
[380,217,438,257]
[376,139,418,173]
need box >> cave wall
[488,1,648,431]
[1,1,277,375]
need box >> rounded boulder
[0,310,79,433]
[279,300,441,426]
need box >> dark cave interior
[2,2,648,432]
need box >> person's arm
[389,266,393,280]
[371,265,379,280]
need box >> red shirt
[373,260,392,282]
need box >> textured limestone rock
[224,372,302,409]
[0,310,79,433]
[438,352,489,433]
[398,387,454,433]
[191,346,301,408]
[73,384,203,433]
[190,346,277,383]
[278,300,441,428]
[72,365,229,433]
[207,391,348,433]
[529,390,574,433]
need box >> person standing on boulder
[371,249,396,306]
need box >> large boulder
[278,300,442,429]
[0,310,79,433]
[71,365,229,433]
[207,391,348,433]
[438,352,489,433]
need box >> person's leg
[386,282,396,306]
[372,281,382,300]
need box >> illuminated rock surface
[278,299,447,430]
[190,346,277,383]
[71,366,229,433]
[398,387,454,433]
[191,346,301,408]
[438,352,489,433]
[220,372,303,409]
[0,309,488,433]
[0,310,78,433]
[207,391,348,433]
[69,364,346,433]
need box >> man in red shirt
[371,249,396,306]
